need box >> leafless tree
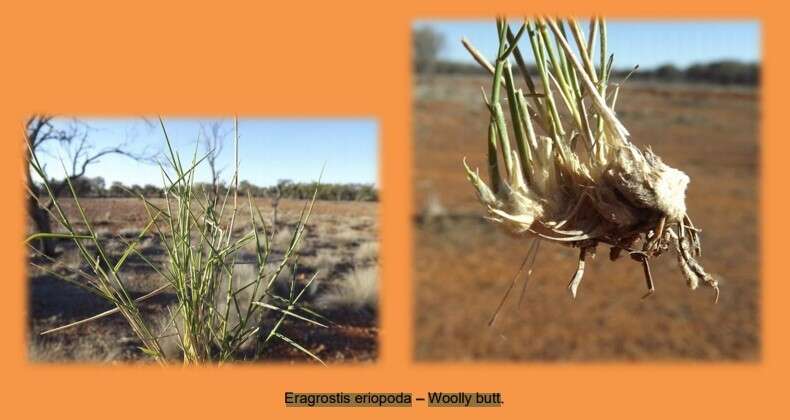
[413,26,445,75]
[25,115,152,257]
[200,121,231,201]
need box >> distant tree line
[417,59,760,86]
[37,177,379,202]
[413,25,759,86]
[648,61,759,85]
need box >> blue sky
[414,20,761,69]
[36,118,378,187]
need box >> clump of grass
[26,117,328,365]
[316,266,378,314]
[333,224,370,244]
[29,334,127,363]
[272,226,295,248]
[354,241,379,263]
[461,18,718,315]
[310,248,343,271]
[420,192,447,223]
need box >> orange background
[0,1,784,418]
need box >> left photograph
[25,116,379,365]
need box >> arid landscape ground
[28,197,378,364]
[414,74,759,361]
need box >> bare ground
[28,197,379,364]
[414,75,759,362]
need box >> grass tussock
[29,335,127,363]
[316,266,378,314]
[354,241,379,263]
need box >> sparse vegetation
[354,241,379,263]
[37,178,378,202]
[29,334,127,363]
[316,267,378,315]
[26,117,379,364]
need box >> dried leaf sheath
[463,17,718,299]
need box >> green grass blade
[274,332,326,366]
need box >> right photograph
[413,18,760,361]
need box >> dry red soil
[28,197,378,364]
[414,75,759,361]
